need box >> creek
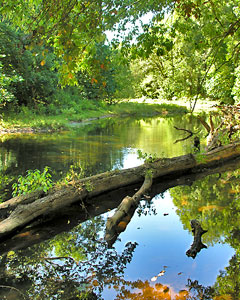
[0,114,238,299]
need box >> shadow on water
[0,114,239,299]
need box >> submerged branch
[174,126,194,143]
[174,126,194,135]
[174,133,193,143]
[105,172,153,247]
[186,220,207,259]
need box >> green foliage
[0,22,59,106]
[0,0,239,112]
[128,0,240,105]
[194,152,207,164]
[0,174,13,203]
[47,87,100,116]
[0,0,172,76]
[0,24,135,110]
[85,181,94,192]
[145,169,153,179]
[233,65,240,103]
[75,43,135,103]
[0,58,22,106]
[110,101,188,116]
[137,149,157,163]
[12,166,53,196]
[64,163,86,183]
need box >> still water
[0,114,238,299]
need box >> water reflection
[0,114,205,201]
[0,114,205,178]
[0,163,240,299]
[170,168,240,248]
[0,114,239,299]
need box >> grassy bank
[0,100,189,133]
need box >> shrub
[12,167,53,196]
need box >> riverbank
[130,97,219,112]
[0,98,217,135]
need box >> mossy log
[0,142,240,239]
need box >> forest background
[0,0,239,129]
[0,2,240,299]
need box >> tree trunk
[1,142,240,239]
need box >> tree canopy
[0,0,172,73]
[0,0,239,109]
[128,0,240,105]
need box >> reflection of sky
[102,191,235,299]
[119,148,144,169]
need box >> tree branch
[105,172,153,247]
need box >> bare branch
[173,126,194,143]
[197,116,211,133]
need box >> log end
[186,219,208,259]
[186,242,207,258]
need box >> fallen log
[1,142,240,238]
[105,172,152,247]
[186,220,207,258]
[1,155,240,253]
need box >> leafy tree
[128,0,240,106]
[76,42,135,102]
[0,22,59,106]
[0,0,173,78]
[0,0,239,106]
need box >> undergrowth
[0,97,188,132]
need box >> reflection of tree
[170,168,240,299]
[0,216,138,299]
[113,257,240,300]
[185,253,240,300]
[0,113,205,190]
[2,164,240,299]
[170,169,240,247]
[213,253,240,300]
[51,216,105,261]
[137,198,157,216]
[115,280,190,300]
[186,279,214,299]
